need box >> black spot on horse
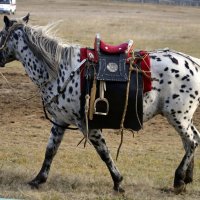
[69,86,73,94]
[23,46,28,51]
[171,109,176,115]
[189,69,194,76]
[61,76,64,82]
[181,85,186,88]
[182,75,189,81]
[59,69,62,77]
[13,33,19,40]
[170,57,178,65]
[185,60,189,69]
[159,80,164,84]
[57,86,61,93]
[173,94,180,99]
[150,55,157,60]
[190,94,195,99]
[159,73,163,77]
[156,57,162,61]
[178,126,182,130]
[171,69,179,73]
[164,67,168,71]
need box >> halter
[0,23,24,51]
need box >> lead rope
[0,70,40,101]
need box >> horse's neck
[16,43,50,87]
[16,36,79,87]
[17,41,80,95]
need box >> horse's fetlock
[174,180,186,195]
[113,176,124,193]
[184,176,193,184]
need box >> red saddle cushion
[100,40,128,54]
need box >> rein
[0,70,41,101]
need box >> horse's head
[0,13,30,67]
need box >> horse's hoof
[113,186,125,193]
[174,182,186,195]
[28,181,39,189]
[184,177,193,184]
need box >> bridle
[0,23,24,51]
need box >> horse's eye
[0,31,7,38]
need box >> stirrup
[94,97,109,116]
[94,81,109,116]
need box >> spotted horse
[0,14,200,194]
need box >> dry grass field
[0,0,200,199]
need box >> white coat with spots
[0,15,200,194]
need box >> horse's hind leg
[181,136,195,184]
[88,129,124,193]
[172,123,199,194]
[185,157,194,184]
[29,125,65,188]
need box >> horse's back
[143,50,200,122]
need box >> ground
[1,0,200,199]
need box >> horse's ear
[22,13,30,24]
[4,16,11,28]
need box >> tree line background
[114,0,200,6]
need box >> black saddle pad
[88,69,143,131]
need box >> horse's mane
[21,22,78,79]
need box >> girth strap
[42,100,78,130]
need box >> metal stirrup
[94,81,109,115]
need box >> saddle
[86,34,134,82]
[80,34,151,132]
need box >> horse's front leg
[88,129,124,193]
[29,124,65,188]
